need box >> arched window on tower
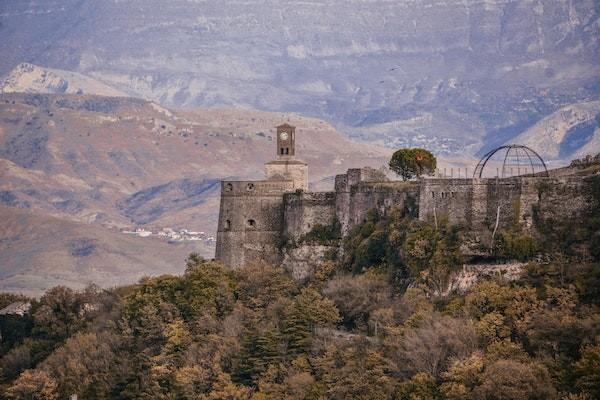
[285,148,289,155]
[225,220,231,230]
[281,148,285,155]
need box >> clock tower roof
[277,123,295,129]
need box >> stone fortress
[216,124,591,277]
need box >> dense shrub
[297,217,341,245]
[494,230,540,261]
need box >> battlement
[284,191,337,206]
[221,180,294,197]
[335,167,388,192]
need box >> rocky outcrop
[441,262,527,296]
[0,63,127,97]
[282,245,337,282]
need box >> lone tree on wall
[389,148,437,180]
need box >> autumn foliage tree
[1,211,599,399]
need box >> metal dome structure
[473,144,549,179]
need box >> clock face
[280,132,289,140]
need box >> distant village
[122,227,216,245]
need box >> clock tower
[265,123,308,190]
[276,123,295,158]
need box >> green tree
[389,148,437,181]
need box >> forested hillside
[0,174,598,399]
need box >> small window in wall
[225,183,233,192]
[281,147,285,155]
[247,219,256,228]
[225,220,231,230]
[431,191,435,198]
[285,148,289,154]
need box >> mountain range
[1,0,598,157]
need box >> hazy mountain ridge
[1,0,597,155]
[0,92,393,235]
[507,101,600,160]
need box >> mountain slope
[0,93,393,234]
[0,0,597,155]
[0,206,210,297]
[506,101,600,160]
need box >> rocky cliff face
[1,0,597,156]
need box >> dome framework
[473,144,549,179]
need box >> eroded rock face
[0,63,127,97]
[1,0,598,155]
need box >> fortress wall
[532,176,590,226]
[335,168,417,235]
[484,176,590,236]
[283,191,337,243]
[484,178,522,232]
[334,173,351,235]
[215,180,292,268]
[470,179,489,231]
[419,179,474,226]
[517,177,542,231]
[347,181,420,230]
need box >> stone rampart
[283,191,337,243]
[335,168,418,235]
[216,165,593,276]
[215,180,293,268]
[418,178,474,227]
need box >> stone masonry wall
[335,168,419,235]
[419,176,591,241]
[418,178,474,227]
[216,166,593,275]
[532,176,590,227]
[215,179,293,268]
[283,191,337,244]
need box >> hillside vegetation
[1,175,598,399]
